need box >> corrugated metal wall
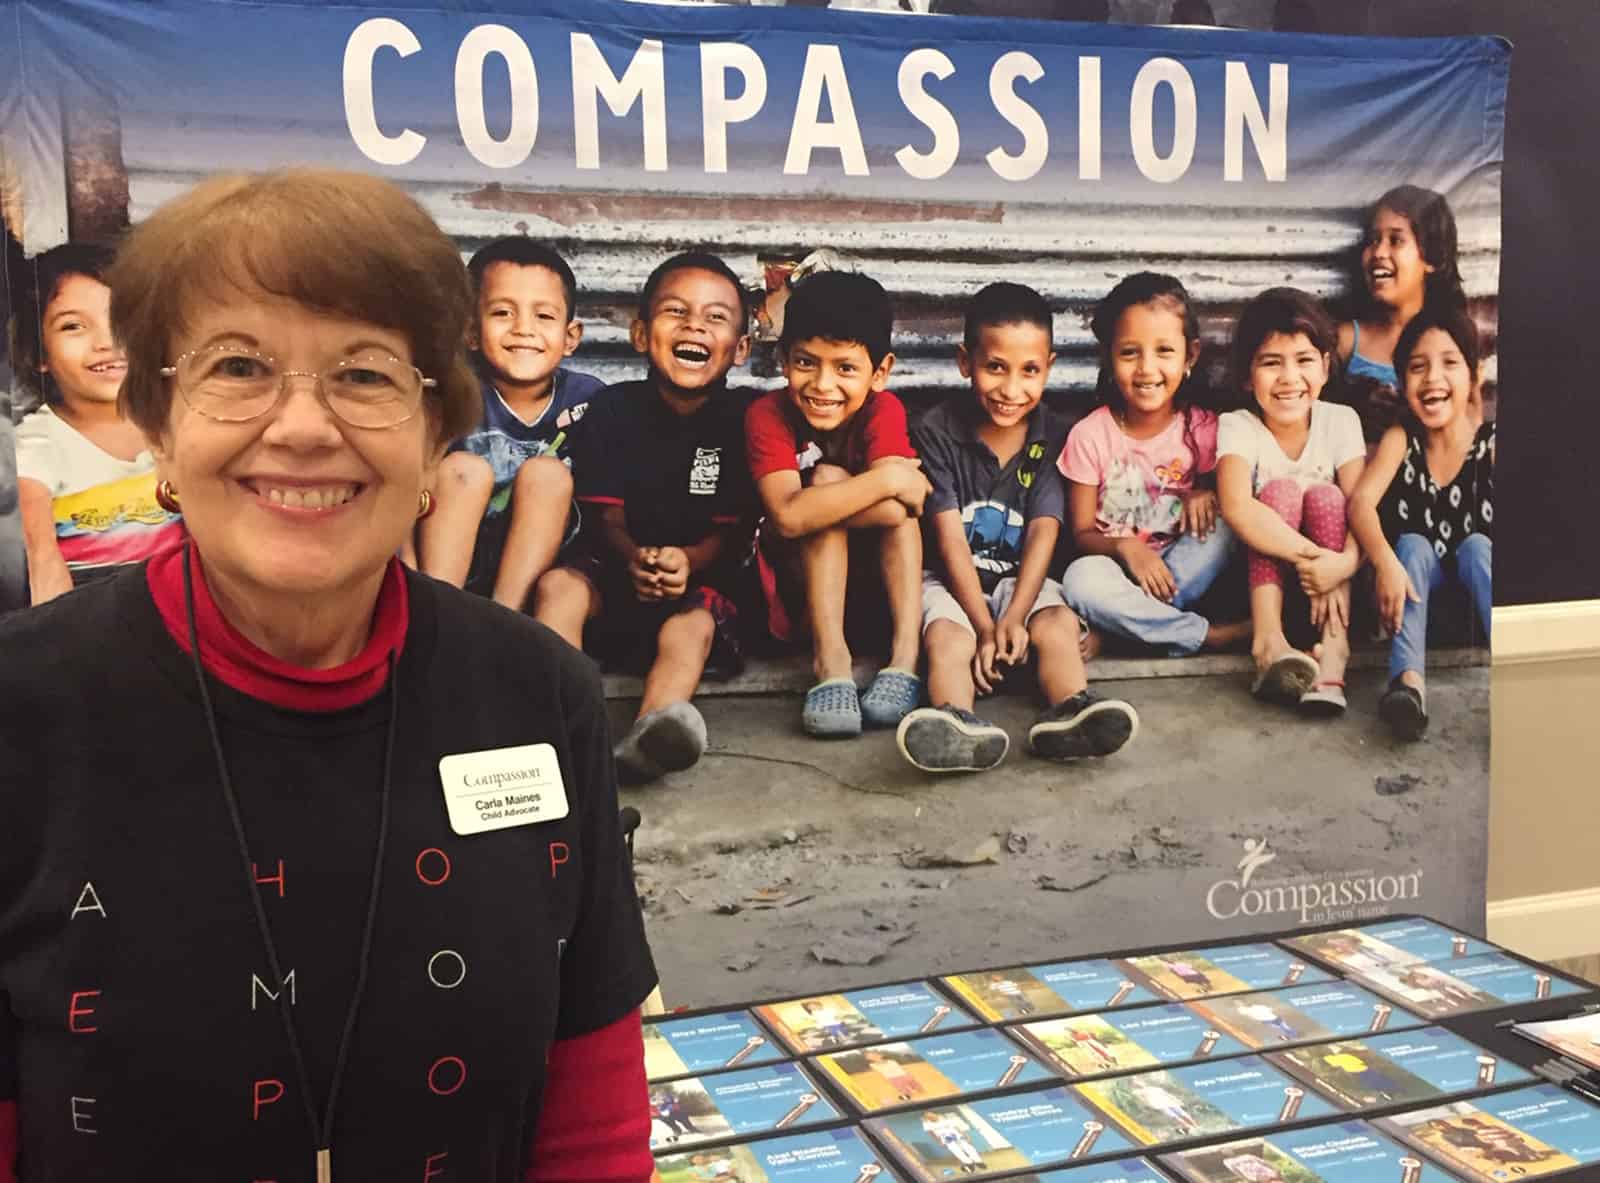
[123,124,1500,417]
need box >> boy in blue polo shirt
[898,283,1138,773]
[415,239,603,609]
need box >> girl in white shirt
[9,243,181,603]
[1217,289,1365,713]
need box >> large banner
[0,0,1505,1004]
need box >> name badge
[438,743,570,836]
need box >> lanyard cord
[182,544,399,1165]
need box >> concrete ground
[611,656,1491,1010]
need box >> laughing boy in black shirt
[536,252,755,784]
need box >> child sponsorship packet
[1373,1084,1600,1183]
[1188,982,1425,1051]
[1348,954,1588,1020]
[866,1087,1137,1180]
[1267,1028,1533,1112]
[1072,1057,1341,1147]
[814,1028,1055,1114]
[757,983,974,1056]
[649,1063,841,1154]
[654,1127,896,1183]
[1511,1012,1600,1073]
[941,962,1162,1023]
[646,1010,784,1081]
[1007,1005,1251,1080]
[1284,920,1495,975]
[1118,944,1332,1003]
[1158,1120,1458,1183]
[1024,1157,1173,1183]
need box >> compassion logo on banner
[345,17,1290,183]
[1206,839,1425,925]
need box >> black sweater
[0,567,656,1181]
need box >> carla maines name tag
[439,743,570,835]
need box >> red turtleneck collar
[147,545,409,712]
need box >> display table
[643,915,1600,1182]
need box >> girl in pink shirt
[1059,273,1246,656]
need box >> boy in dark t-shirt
[536,252,755,784]
[899,283,1137,774]
[745,272,930,739]
[414,239,603,608]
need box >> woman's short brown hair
[109,169,478,443]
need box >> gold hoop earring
[417,489,435,520]
[155,479,182,514]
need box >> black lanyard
[183,544,398,1183]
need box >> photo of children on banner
[1375,1088,1600,1183]
[539,251,756,784]
[755,984,973,1054]
[1084,1072,1232,1143]
[9,242,184,603]
[1334,185,1468,445]
[1059,273,1248,663]
[1350,304,1493,741]
[409,239,602,610]
[746,270,928,738]
[897,281,1138,774]
[816,1029,1054,1113]
[1217,288,1365,713]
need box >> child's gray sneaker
[1027,690,1138,760]
[615,701,707,784]
[897,705,1010,773]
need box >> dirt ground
[611,663,1490,1011]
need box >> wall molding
[1492,599,1600,666]
[1487,887,1600,961]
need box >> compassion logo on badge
[1205,838,1424,924]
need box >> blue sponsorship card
[1008,1004,1251,1080]
[655,1127,896,1183]
[1188,982,1426,1051]
[1028,1156,1173,1183]
[1349,953,1588,1019]
[1118,943,1332,1003]
[942,961,1162,1023]
[814,1027,1055,1114]
[867,1086,1136,1181]
[1375,1084,1600,1183]
[1073,1056,1341,1146]
[1268,1027,1533,1111]
[756,982,976,1054]
[649,1063,840,1153]
[646,1011,785,1081]
[1159,1119,1457,1183]
[1284,921,1495,977]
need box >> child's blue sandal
[860,668,923,730]
[803,678,862,738]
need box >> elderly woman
[0,172,657,1181]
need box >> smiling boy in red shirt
[745,271,929,738]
